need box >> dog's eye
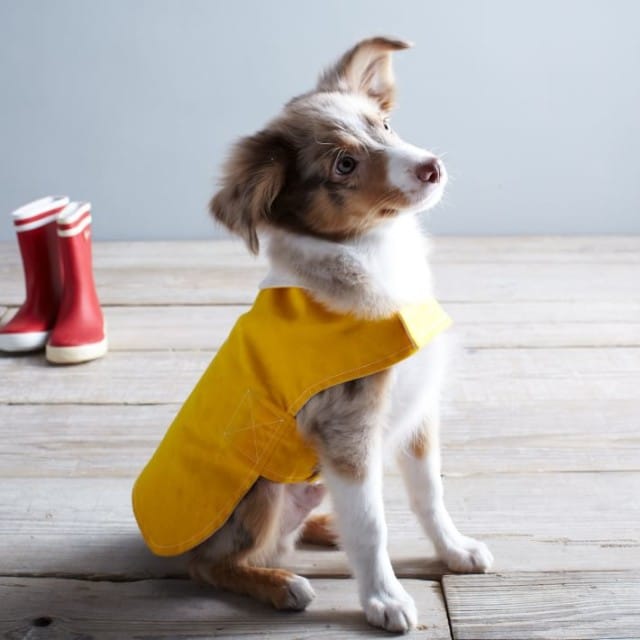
[383,119,391,131]
[335,155,357,175]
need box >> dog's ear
[210,131,288,254]
[317,36,412,112]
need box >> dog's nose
[415,159,441,184]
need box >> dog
[135,36,493,633]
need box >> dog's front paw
[363,585,417,633]
[441,536,493,573]
[275,574,316,611]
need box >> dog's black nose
[415,159,441,184]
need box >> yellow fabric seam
[287,344,413,415]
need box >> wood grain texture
[103,298,640,349]
[1,400,638,479]
[2,347,639,405]
[0,577,451,639]
[441,399,640,475]
[4,301,638,351]
[2,238,640,306]
[0,473,637,579]
[443,572,640,640]
[100,299,640,349]
[1,236,638,267]
[2,261,638,306]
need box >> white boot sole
[46,335,108,364]
[0,330,49,353]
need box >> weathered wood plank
[428,236,640,263]
[441,400,640,475]
[100,300,640,349]
[2,236,639,268]
[1,401,638,478]
[0,473,637,579]
[1,264,260,305]
[0,577,451,639]
[2,235,638,264]
[443,571,640,640]
[2,262,639,306]
[4,301,638,351]
[2,347,638,405]
[2,248,639,305]
[97,301,639,349]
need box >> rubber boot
[0,196,70,352]
[46,202,108,364]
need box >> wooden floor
[1,237,639,639]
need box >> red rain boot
[46,202,108,364]
[0,196,70,352]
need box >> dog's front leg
[298,371,416,632]
[321,440,417,633]
[398,414,493,573]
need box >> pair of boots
[0,196,107,364]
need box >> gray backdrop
[1,0,639,241]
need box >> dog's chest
[386,331,448,441]
[361,220,446,438]
[359,218,433,305]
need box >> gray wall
[1,0,639,241]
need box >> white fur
[321,443,417,632]
[262,215,432,306]
[281,574,316,610]
[348,215,434,304]
[303,92,383,148]
[387,140,448,209]
[398,444,494,573]
[301,91,449,213]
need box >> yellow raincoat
[132,287,450,556]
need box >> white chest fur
[386,334,448,447]
[348,216,447,443]
[349,215,434,305]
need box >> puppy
[159,37,492,633]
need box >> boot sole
[46,335,108,364]
[0,330,49,352]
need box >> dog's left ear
[317,36,412,112]
[210,131,288,254]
